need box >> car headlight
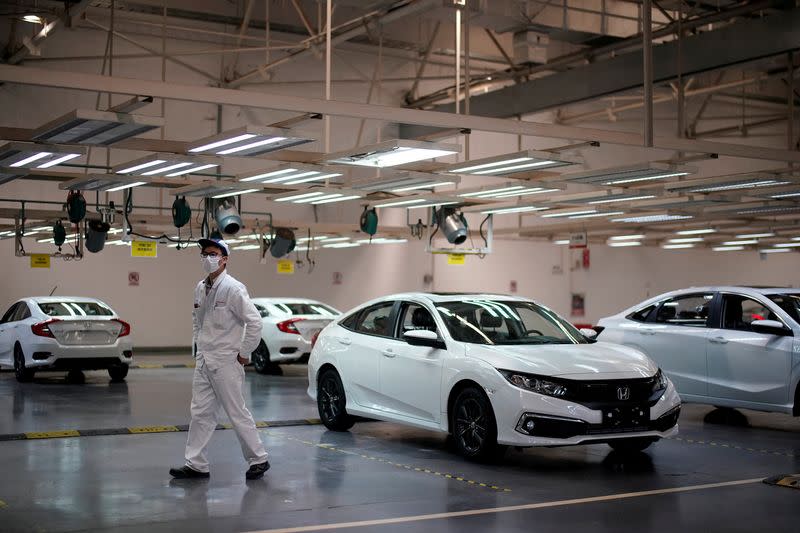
[654,369,668,392]
[498,369,569,398]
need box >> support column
[643,0,653,147]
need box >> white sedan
[597,286,800,415]
[250,298,340,375]
[0,297,133,382]
[307,293,680,460]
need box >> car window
[354,302,395,337]
[654,293,713,327]
[437,300,587,345]
[272,303,338,316]
[627,304,656,323]
[398,303,437,337]
[339,311,359,330]
[721,294,780,332]
[38,301,114,317]
[766,294,800,323]
[254,303,270,318]
[13,303,31,321]
[1,303,19,324]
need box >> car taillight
[276,318,304,334]
[113,319,131,337]
[31,319,59,338]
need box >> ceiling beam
[5,0,94,65]
[401,6,800,137]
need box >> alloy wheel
[455,398,487,455]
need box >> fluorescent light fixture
[541,209,597,218]
[569,211,623,219]
[668,237,704,243]
[356,238,408,244]
[612,214,693,223]
[443,149,582,176]
[736,232,775,239]
[23,15,43,23]
[587,194,656,205]
[270,188,363,204]
[324,242,361,248]
[676,228,716,235]
[774,243,800,248]
[31,109,163,146]
[608,241,642,247]
[0,142,85,169]
[275,192,325,202]
[609,235,645,241]
[374,198,427,208]
[480,206,548,215]
[325,139,460,168]
[491,188,560,198]
[407,201,459,210]
[736,206,800,216]
[311,194,362,205]
[559,163,695,186]
[322,237,350,243]
[722,240,758,245]
[662,244,695,249]
[106,181,146,192]
[239,163,343,185]
[553,239,570,245]
[351,170,459,192]
[771,191,800,199]
[60,174,151,192]
[689,179,789,193]
[665,173,789,194]
[212,188,259,199]
[114,155,219,177]
[713,246,744,251]
[760,248,791,253]
[460,186,524,198]
[188,126,314,156]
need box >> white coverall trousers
[184,356,268,472]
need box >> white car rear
[249,298,340,375]
[307,293,680,460]
[597,286,800,415]
[0,297,133,382]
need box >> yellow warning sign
[447,253,466,265]
[30,254,51,269]
[277,259,295,274]
[131,241,157,258]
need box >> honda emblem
[616,386,631,401]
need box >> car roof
[24,296,110,304]
[379,292,532,303]
[657,286,800,296]
[251,298,331,305]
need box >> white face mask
[202,255,222,274]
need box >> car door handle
[338,338,352,346]
[709,336,729,344]
[639,329,656,336]
[382,349,396,358]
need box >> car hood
[465,341,657,379]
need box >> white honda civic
[307,293,680,460]
[0,297,133,382]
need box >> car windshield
[436,300,587,345]
[766,294,800,324]
[38,301,114,317]
[272,303,338,316]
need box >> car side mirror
[579,328,598,340]
[750,319,792,336]
[403,330,446,349]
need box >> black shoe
[245,461,270,480]
[169,465,210,479]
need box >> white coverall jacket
[184,269,268,472]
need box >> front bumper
[492,380,681,447]
[25,340,133,371]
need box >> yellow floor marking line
[671,436,796,458]
[270,434,512,493]
[127,425,180,434]
[245,477,764,533]
[24,430,80,439]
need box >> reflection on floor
[0,357,798,532]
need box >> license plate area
[601,404,649,431]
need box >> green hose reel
[66,191,86,224]
[360,207,378,236]
[53,220,66,247]
[172,196,191,228]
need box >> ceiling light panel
[350,170,459,192]
[612,213,693,223]
[663,244,695,249]
[60,174,150,192]
[458,183,562,199]
[239,163,344,185]
[31,109,164,146]
[188,126,314,156]
[442,149,582,176]
[113,154,219,177]
[0,167,29,186]
[170,181,261,198]
[665,173,790,194]
[325,139,460,168]
[480,205,549,215]
[676,228,716,235]
[558,163,695,186]
[270,188,364,205]
[0,142,85,169]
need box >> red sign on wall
[128,272,140,286]
[582,249,591,269]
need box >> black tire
[252,340,282,375]
[451,387,506,461]
[13,345,35,383]
[317,369,355,431]
[608,437,657,453]
[66,369,86,384]
[108,364,129,382]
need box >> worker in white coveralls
[170,237,270,480]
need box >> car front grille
[564,376,664,409]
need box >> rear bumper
[266,334,311,363]
[25,340,133,370]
